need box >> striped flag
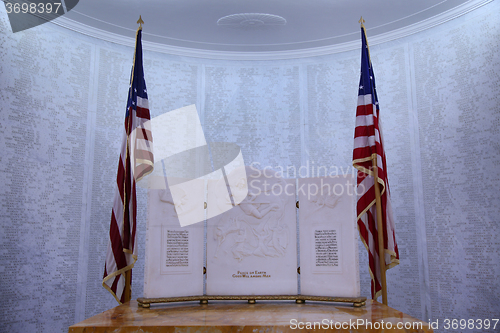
[353,25,399,299]
[103,27,154,304]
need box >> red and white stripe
[103,103,153,303]
[353,93,399,299]
[103,126,131,303]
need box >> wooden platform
[68,299,433,332]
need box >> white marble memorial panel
[206,167,297,295]
[299,175,360,297]
[143,180,204,298]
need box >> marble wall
[0,1,499,332]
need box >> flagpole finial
[137,15,144,29]
[359,16,365,26]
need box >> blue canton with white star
[126,29,148,118]
[358,27,379,109]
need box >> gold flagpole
[123,272,131,303]
[360,16,388,305]
[372,155,388,305]
[123,15,145,304]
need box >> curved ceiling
[56,0,488,58]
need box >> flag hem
[102,252,138,304]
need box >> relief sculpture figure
[310,191,342,213]
[159,187,197,217]
[213,168,290,261]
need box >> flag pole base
[137,295,366,308]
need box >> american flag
[103,28,154,304]
[353,25,399,299]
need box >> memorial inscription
[232,270,271,278]
[314,229,339,268]
[161,227,190,274]
[163,229,189,269]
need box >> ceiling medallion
[217,13,286,29]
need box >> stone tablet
[206,167,297,295]
[143,178,204,298]
[298,175,360,297]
